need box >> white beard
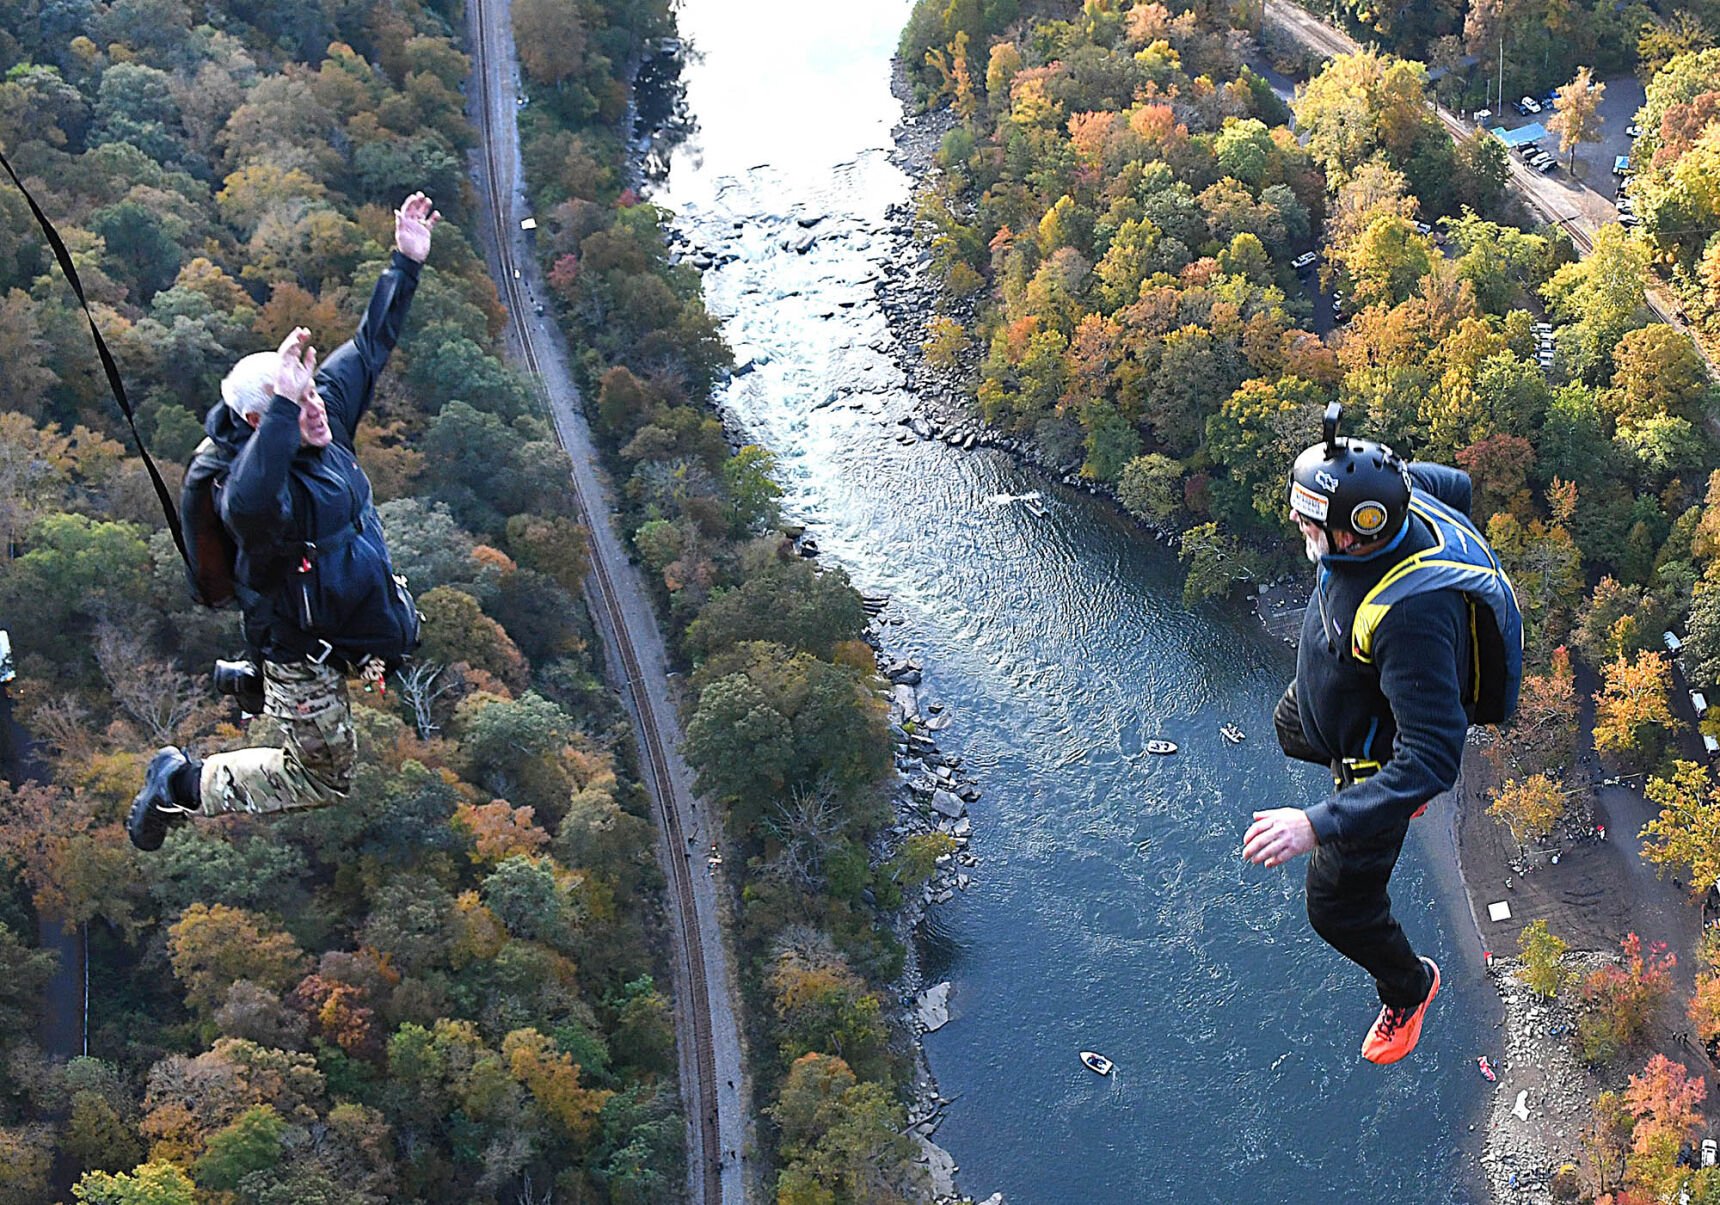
[1304,529,1329,563]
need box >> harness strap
[0,150,189,567]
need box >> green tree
[1518,919,1570,999]
[685,560,868,661]
[1179,522,1254,605]
[191,1106,285,1191]
[723,444,783,535]
[1539,225,1650,383]
[1118,453,1183,524]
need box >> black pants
[1304,817,1431,1009]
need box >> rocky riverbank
[1474,953,1611,1202]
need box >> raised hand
[273,327,317,404]
[395,191,442,263]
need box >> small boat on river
[1477,1056,1497,1082]
[1079,1050,1114,1076]
[1220,723,1245,745]
[1144,739,1178,755]
[1022,494,1047,518]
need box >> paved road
[463,4,748,1200]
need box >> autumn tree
[1549,68,1604,173]
[1622,1054,1706,1199]
[1498,646,1578,774]
[167,903,310,1016]
[1640,760,1720,895]
[1489,773,1567,848]
[1591,650,1675,766]
[1577,934,1674,1063]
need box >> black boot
[213,658,264,715]
[127,747,199,852]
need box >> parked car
[1537,157,1558,172]
[1292,251,1318,270]
[1692,689,1708,716]
[1626,123,1642,138]
[0,630,12,685]
[1516,141,1542,157]
[1542,91,1559,109]
[1614,154,1633,176]
[1413,221,1433,236]
[1619,212,1642,228]
[1527,150,1551,166]
[1519,96,1542,114]
[1665,630,1685,654]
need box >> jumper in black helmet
[1288,402,1412,543]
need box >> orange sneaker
[1361,957,1440,1065]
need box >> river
[652,4,1492,1201]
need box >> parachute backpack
[180,439,240,609]
[1350,488,1525,726]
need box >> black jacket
[1287,463,1475,845]
[209,251,422,666]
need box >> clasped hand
[273,327,317,404]
[1243,807,1317,869]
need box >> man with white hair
[128,192,441,850]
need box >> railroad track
[467,2,726,1199]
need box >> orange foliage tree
[1577,934,1675,1063]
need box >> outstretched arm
[315,192,442,443]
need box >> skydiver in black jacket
[127,192,441,851]
[1244,406,1485,1064]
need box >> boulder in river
[930,789,966,819]
[917,981,952,1031]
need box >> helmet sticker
[1315,470,1340,492]
[1352,500,1389,535]
[1290,480,1330,523]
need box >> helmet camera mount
[1322,401,1343,456]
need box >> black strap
[0,149,189,566]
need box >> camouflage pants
[199,659,356,816]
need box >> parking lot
[1473,74,1647,227]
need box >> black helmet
[1288,403,1411,542]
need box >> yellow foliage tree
[1592,651,1674,762]
[1641,760,1720,896]
[1489,773,1567,847]
[502,1028,612,1141]
[167,903,310,1015]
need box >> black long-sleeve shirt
[1294,464,1475,844]
[209,251,423,663]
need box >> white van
[1665,630,1684,654]
[0,629,11,683]
[1692,690,1709,716]
[1705,733,1719,756]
